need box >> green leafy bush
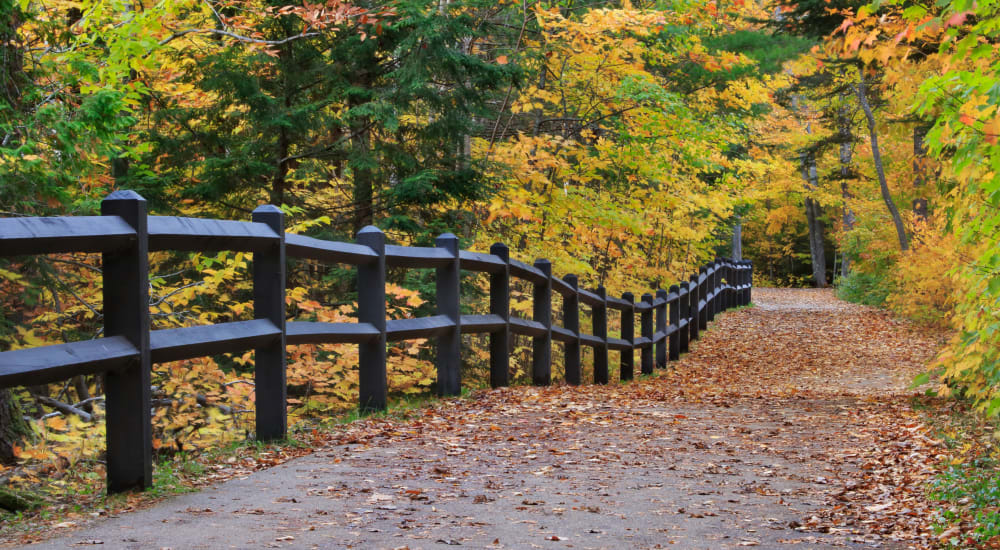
[930,458,1000,548]
[835,271,894,306]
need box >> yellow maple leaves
[475,3,757,294]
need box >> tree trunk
[0,4,33,463]
[731,216,742,260]
[73,375,93,414]
[837,98,856,278]
[348,50,376,233]
[0,3,24,114]
[273,125,289,206]
[0,389,30,464]
[350,112,373,232]
[912,124,930,220]
[269,44,293,206]
[857,77,909,251]
[801,151,828,287]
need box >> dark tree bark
[273,124,289,206]
[0,3,32,464]
[0,3,24,114]
[801,151,828,288]
[732,216,742,260]
[270,43,292,207]
[0,389,30,464]
[73,375,93,413]
[857,77,909,251]
[912,124,930,220]
[349,49,376,233]
[350,109,374,232]
[837,97,856,278]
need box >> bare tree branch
[34,395,93,423]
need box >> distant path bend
[18,289,943,549]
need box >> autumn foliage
[2,0,1000,522]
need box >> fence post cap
[622,291,634,302]
[252,204,282,215]
[596,285,606,297]
[668,284,678,293]
[356,225,384,236]
[563,273,578,286]
[435,233,459,254]
[104,190,145,202]
[641,292,653,301]
[656,288,667,297]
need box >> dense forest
[2,0,1000,523]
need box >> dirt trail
[16,289,944,549]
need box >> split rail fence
[0,190,753,493]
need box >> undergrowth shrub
[836,270,893,306]
[885,222,957,329]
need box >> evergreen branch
[158,29,320,48]
[278,121,376,164]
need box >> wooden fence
[0,190,753,493]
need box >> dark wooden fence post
[532,259,552,386]
[489,243,510,388]
[729,260,737,310]
[436,233,461,396]
[667,286,680,361]
[731,260,738,309]
[703,263,712,323]
[733,261,739,307]
[564,275,582,385]
[593,286,609,384]
[357,226,387,412]
[655,289,667,368]
[678,281,690,354]
[735,261,742,306]
[747,260,754,305]
[640,293,654,374]
[710,260,721,320]
[252,205,287,441]
[742,260,748,305]
[621,292,634,381]
[727,259,735,310]
[698,266,709,331]
[101,190,151,493]
[689,273,700,342]
[720,259,733,311]
[740,261,748,306]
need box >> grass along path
[8,288,949,549]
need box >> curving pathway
[15,289,944,549]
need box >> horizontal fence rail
[0,191,753,494]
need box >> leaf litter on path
[10,288,949,549]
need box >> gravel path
[17,289,943,550]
